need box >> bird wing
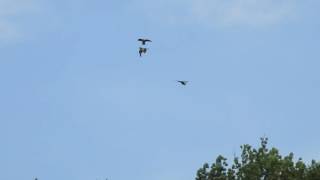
[145,39,152,42]
[138,39,144,41]
[177,81,188,85]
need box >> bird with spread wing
[177,81,188,86]
[138,38,152,45]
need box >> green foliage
[306,160,320,180]
[196,137,320,180]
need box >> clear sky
[1,0,320,180]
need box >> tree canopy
[195,137,320,180]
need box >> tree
[306,160,320,180]
[195,137,320,180]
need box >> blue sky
[1,0,320,180]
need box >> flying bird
[138,38,152,45]
[139,47,147,57]
[177,81,188,86]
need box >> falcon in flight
[177,81,188,86]
[138,38,152,45]
[139,47,147,57]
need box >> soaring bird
[139,47,147,57]
[138,38,152,45]
[177,81,188,86]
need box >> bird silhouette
[139,47,147,57]
[138,38,152,45]
[177,81,188,85]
